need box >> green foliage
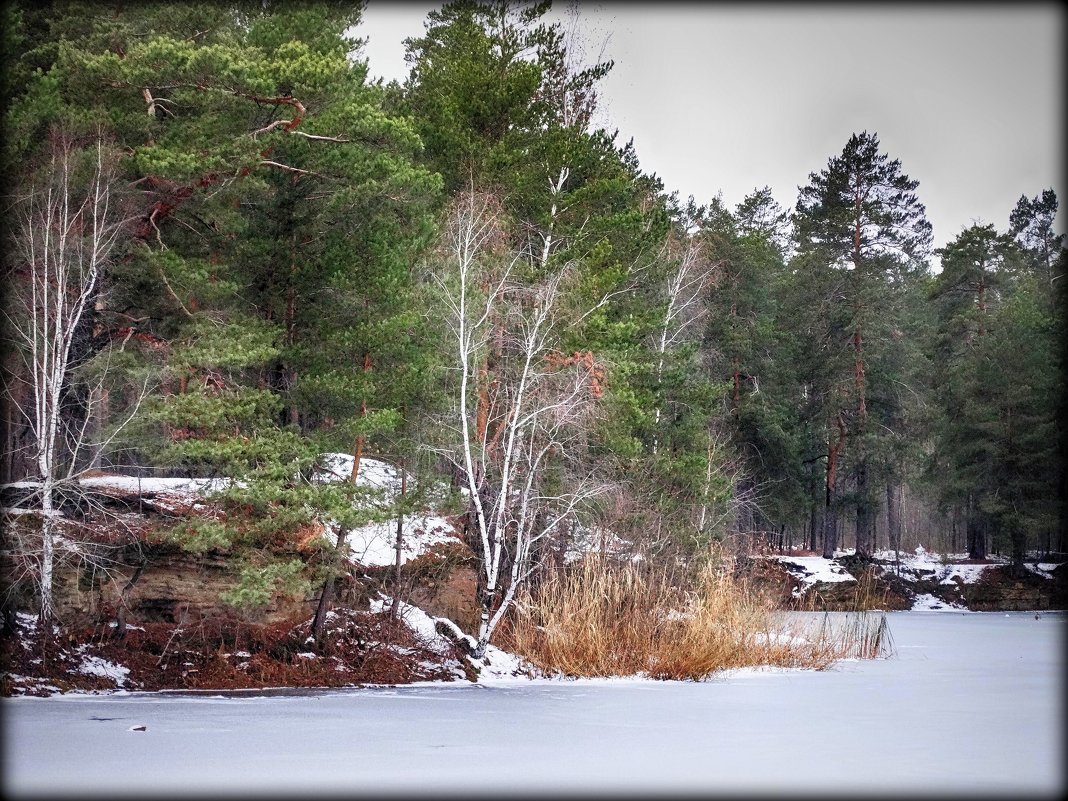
[220,558,310,613]
[167,518,235,553]
[5,2,1062,621]
[787,132,936,553]
[402,0,548,192]
[927,211,1062,561]
[1009,188,1064,286]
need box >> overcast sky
[357,2,1064,254]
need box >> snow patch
[315,454,462,568]
[78,475,231,495]
[911,593,969,612]
[369,598,450,655]
[1025,563,1060,579]
[370,597,537,681]
[937,563,994,585]
[343,514,458,568]
[1,506,65,518]
[770,555,856,598]
[313,454,404,495]
[75,655,130,686]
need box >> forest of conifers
[2,1,1064,625]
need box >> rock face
[32,543,317,628]
[45,536,483,634]
[368,540,481,635]
[958,565,1060,612]
[3,499,480,634]
[742,555,1066,612]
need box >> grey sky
[358,2,1064,253]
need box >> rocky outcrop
[46,542,318,627]
[367,539,481,635]
[742,555,1066,612]
[956,565,1061,612]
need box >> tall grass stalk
[502,554,891,680]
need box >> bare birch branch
[7,132,129,621]
[430,189,611,657]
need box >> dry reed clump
[502,553,890,680]
[848,566,894,611]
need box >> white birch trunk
[438,191,607,660]
[12,136,124,622]
[651,237,715,455]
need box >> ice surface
[3,612,1063,797]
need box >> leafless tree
[4,133,135,621]
[651,232,718,455]
[430,190,607,658]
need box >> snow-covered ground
[3,612,1062,797]
[314,454,462,568]
[774,554,857,598]
[768,545,1063,610]
[76,475,232,495]
[2,474,232,516]
[3,455,464,569]
[368,597,531,680]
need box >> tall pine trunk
[822,414,846,559]
[855,461,875,557]
[808,500,820,553]
[313,354,372,643]
[886,481,901,555]
[852,322,875,558]
[966,493,987,560]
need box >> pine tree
[704,188,805,543]
[794,131,932,557]
[1009,189,1064,289]
[400,0,548,194]
[2,2,444,625]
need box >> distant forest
[2,1,1064,621]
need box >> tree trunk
[311,526,347,644]
[855,461,874,558]
[348,353,373,482]
[886,481,901,556]
[808,500,820,553]
[851,314,877,558]
[822,414,846,559]
[314,395,370,643]
[1009,519,1028,578]
[283,262,300,427]
[822,461,838,560]
[39,477,56,622]
[390,461,407,622]
[89,385,109,470]
[821,502,838,560]
[966,493,987,560]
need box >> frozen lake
[3,611,1064,797]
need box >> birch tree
[432,190,604,657]
[650,231,717,455]
[5,133,128,621]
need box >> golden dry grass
[502,552,890,680]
